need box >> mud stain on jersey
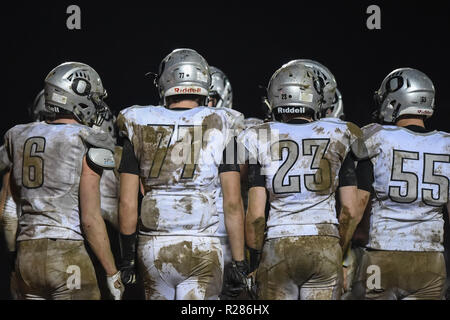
[203,114,224,132]
[179,196,193,215]
[113,146,123,179]
[347,122,363,139]
[202,114,225,150]
[140,198,160,231]
[313,126,325,135]
[316,224,339,237]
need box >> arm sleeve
[338,153,358,187]
[248,163,266,188]
[356,159,374,192]
[118,138,140,175]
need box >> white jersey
[118,105,240,237]
[244,118,264,130]
[100,146,122,230]
[363,124,450,252]
[238,118,366,240]
[4,121,114,241]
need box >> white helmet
[374,68,435,123]
[267,63,323,120]
[285,59,339,118]
[209,66,233,109]
[157,48,211,106]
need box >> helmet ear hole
[78,103,89,109]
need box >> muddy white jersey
[100,146,122,230]
[4,121,114,241]
[244,118,264,130]
[363,124,450,252]
[118,105,240,237]
[238,118,367,240]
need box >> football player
[117,49,247,300]
[3,62,123,300]
[239,62,368,300]
[356,68,450,300]
[207,66,247,299]
[1,89,50,299]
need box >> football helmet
[267,63,323,120]
[44,62,108,126]
[92,104,117,141]
[28,89,47,122]
[209,66,233,109]
[157,48,211,106]
[374,68,435,123]
[329,88,345,120]
[285,59,338,118]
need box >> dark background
[1,1,449,136]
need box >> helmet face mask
[157,48,211,107]
[92,104,117,141]
[376,68,435,124]
[322,88,345,120]
[209,66,233,109]
[267,63,324,121]
[44,62,108,126]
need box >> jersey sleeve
[361,123,383,159]
[236,127,259,165]
[116,108,135,143]
[119,138,140,175]
[338,153,357,187]
[229,109,245,135]
[219,109,243,173]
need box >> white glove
[107,271,124,300]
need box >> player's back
[363,124,450,251]
[118,105,237,237]
[5,121,97,241]
[240,118,365,240]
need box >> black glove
[119,233,137,285]
[223,260,249,298]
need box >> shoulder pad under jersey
[80,127,115,152]
[87,148,115,170]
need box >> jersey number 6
[22,137,46,189]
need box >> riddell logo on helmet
[174,87,202,94]
[417,110,432,115]
[277,107,307,114]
